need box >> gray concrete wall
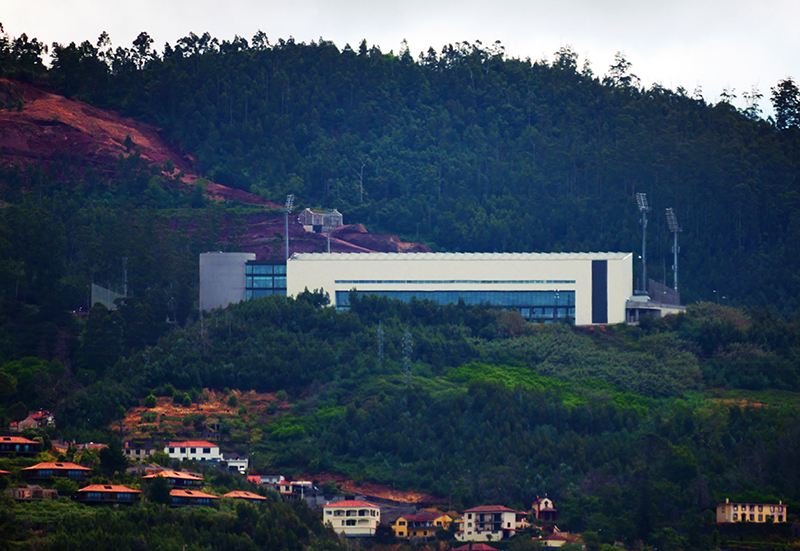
[199,252,256,311]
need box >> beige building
[323,499,381,536]
[716,498,786,523]
[287,252,633,326]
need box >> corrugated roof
[291,252,630,261]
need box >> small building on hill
[392,512,453,538]
[716,498,787,523]
[22,462,91,480]
[123,439,159,460]
[5,485,58,501]
[323,500,381,537]
[10,410,55,431]
[532,497,558,522]
[298,208,344,233]
[456,505,517,542]
[142,469,203,487]
[170,489,220,507]
[0,436,41,456]
[164,440,222,462]
[224,490,267,503]
[77,484,141,504]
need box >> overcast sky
[3,0,798,118]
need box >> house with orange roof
[142,469,203,487]
[22,462,91,480]
[456,505,517,542]
[0,435,41,456]
[164,440,222,462]
[170,488,220,507]
[224,490,267,503]
[537,533,571,548]
[10,410,54,431]
[77,484,141,504]
[323,499,381,536]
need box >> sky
[3,0,798,118]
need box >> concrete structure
[716,499,786,523]
[456,505,517,542]
[199,252,255,311]
[5,485,58,500]
[323,500,381,536]
[164,440,222,462]
[288,252,633,325]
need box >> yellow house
[392,512,453,538]
[716,498,786,523]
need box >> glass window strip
[335,279,575,285]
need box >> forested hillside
[2,25,800,551]
[3,27,799,311]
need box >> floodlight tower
[636,192,650,295]
[666,207,682,292]
[322,210,336,253]
[284,194,294,261]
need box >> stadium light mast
[636,192,650,295]
[285,194,294,261]
[322,210,336,254]
[666,207,682,292]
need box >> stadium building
[286,252,633,325]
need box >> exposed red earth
[0,78,430,254]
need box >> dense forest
[2,24,800,550]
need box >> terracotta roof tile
[323,500,380,508]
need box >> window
[733,505,738,511]
[399,521,406,526]
[733,514,738,521]
[169,448,175,453]
[345,520,356,526]
[204,448,210,454]
[749,514,755,521]
[758,514,763,521]
[190,448,196,454]
[758,505,763,512]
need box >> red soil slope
[0,79,429,255]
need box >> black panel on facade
[592,260,608,324]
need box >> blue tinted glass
[273,265,287,275]
[274,276,287,288]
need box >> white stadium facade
[285,252,632,325]
[200,251,634,325]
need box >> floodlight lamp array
[666,208,681,232]
[285,194,295,212]
[636,192,649,212]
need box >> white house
[323,500,381,536]
[456,505,517,542]
[164,440,222,462]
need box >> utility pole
[285,194,294,261]
[636,193,650,295]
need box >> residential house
[532,497,558,522]
[453,544,501,551]
[247,474,284,485]
[222,453,249,474]
[164,440,222,462]
[170,489,220,507]
[323,500,381,537]
[11,410,55,431]
[298,208,344,233]
[142,469,203,487]
[123,439,159,460]
[456,505,517,542]
[22,462,91,480]
[224,490,267,503]
[537,534,570,548]
[392,512,453,539]
[716,498,787,523]
[0,436,41,456]
[77,484,141,504]
[5,485,58,500]
[515,510,531,530]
